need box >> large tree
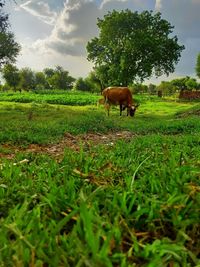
[0,1,20,68]
[87,10,184,86]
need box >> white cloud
[17,42,94,77]
[31,0,155,58]
[20,0,58,25]
[155,0,162,10]
[100,0,154,11]
[30,0,99,57]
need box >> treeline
[1,63,200,96]
[0,64,102,92]
[131,76,200,96]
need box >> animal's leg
[120,104,122,116]
[104,103,110,116]
[107,105,110,116]
[127,107,129,116]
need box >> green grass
[0,135,200,266]
[0,102,116,144]
[0,90,99,106]
[0,98,199,145]
[0,94,200,266]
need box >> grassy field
[0,90,99,106]
[0,92,200,266]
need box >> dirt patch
[0,131,135,159]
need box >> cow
[100,87,139,116]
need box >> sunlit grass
[0,99,200,145]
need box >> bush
[1,84,10,92]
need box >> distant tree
[2,83,10,91]
[87,9,184,86]
[2,63,20,91]
[185,78,198,90]
[171,77,190,91]
[19,68,36,91]
[148,83,157,95]
[43,68,55,79]
[74,78,90,92]
[0,1,20,68]
[195,53,200,79]
[93,65,110,92]
[47,66,75,90]
[87,71,102,92]
[131,83,148,94]
[43,68,56,89]
[157,81,175,96]
[35,71,49,90]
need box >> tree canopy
[87,9,185,87]
[45,66,75,90]
[2,63,20,91]
[0,0,20,68]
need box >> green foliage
[0,66,76,92]
[74,77,91,92]
[185,78,198,90]
[1,83,10,92]
[0,1,20,67]
[148,83,157,95]
[87,71,102,92]
[131,83,148,94]
[46,66,75,90]
[1,64,20,91]
[0,91,99,106]
[19,68,36,91]
[151,76,200,96]
[35,71,49,90]
[74,75,99,92]
[171,77,190,91]
[157,81,176,96]
[87,9,184,86]
[195,52,200,79]
[43,67,55,78]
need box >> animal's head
[129,103,139,117]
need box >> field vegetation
[0,92,200,266]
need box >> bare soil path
[0,131,135,159]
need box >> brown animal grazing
[101,87,139,116]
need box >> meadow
[0,91,200,266]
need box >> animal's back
[102,87,132,105]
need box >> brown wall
[179,90,200,100]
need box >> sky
[4,0,200,84]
